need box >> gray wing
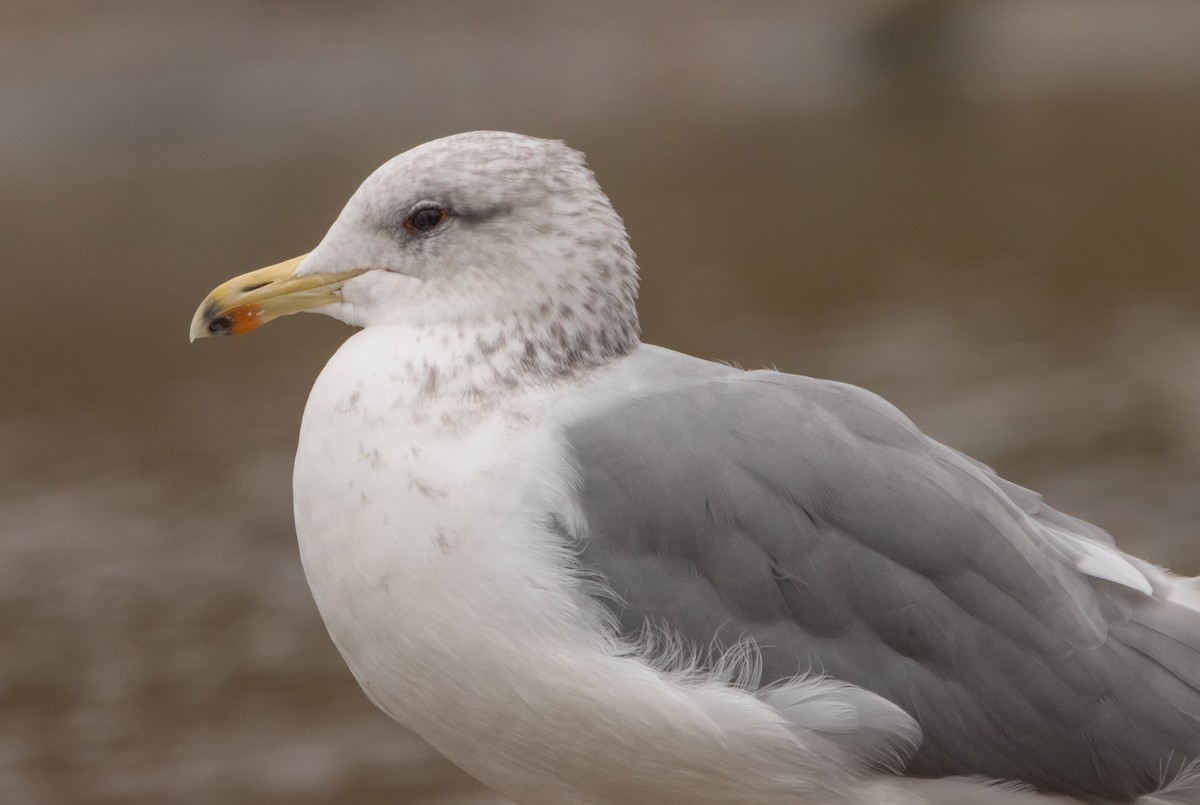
[556,348,1200,801]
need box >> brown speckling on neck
[419,365,440,397]
[312,131,642,406]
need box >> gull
[191,131,1200,805]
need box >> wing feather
[556,348,1200,800]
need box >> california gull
[190,131,1200,805]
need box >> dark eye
[404,204,448,233]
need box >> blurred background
[3,1,1200,802]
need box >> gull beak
[189,255,365,342]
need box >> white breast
[293,325,599,702]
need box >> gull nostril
[242,281,272,292]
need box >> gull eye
[404,204,449,234]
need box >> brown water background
[3,2,1200,803]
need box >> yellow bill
[189,255,364,342]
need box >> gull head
[190,131,640,361]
